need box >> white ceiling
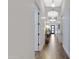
[44,0,62,7]
[43,0,63,19]
[42,0,64,24]
[43,0,53,7]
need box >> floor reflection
[35,34,69,59]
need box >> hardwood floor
[35,34,69,59]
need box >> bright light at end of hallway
[50,34,55,44]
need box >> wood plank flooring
[35,34,69,59]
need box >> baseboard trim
[63,45,70,58]
[39,39,45,51]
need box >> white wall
[39,15,45,51]
[62,0,70,57]
[9,0,35,59]
[38,12,45,51]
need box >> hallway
[35,34,69,59]
[8,0,70,59]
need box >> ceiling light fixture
[50,19,53,22]
[51,3,55,7]
[53,19,56,21]
[49,19,56,22]
[48,11,58,17]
